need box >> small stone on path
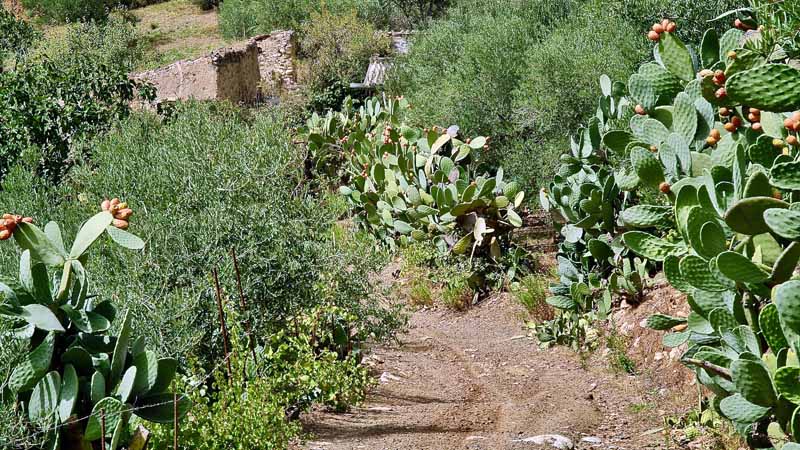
[379,371,402,383]
[512,434,574,449]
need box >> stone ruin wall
[133,31,296,105]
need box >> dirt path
[300,293,677,450]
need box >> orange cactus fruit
[665,22,677,32]
[752,122,762,132]
[648,30,661,41]
[661,19,670,29]
[659,182,671,194]
[710,129,721,140]
[787,136,798,146]
[21,217,33,224]
[706,136,718,146]
[112,219,129,230]
[652,23,665,33]
[724,123,736,132]
[115,209,133,220]
[634,104,646,115]
[0,229,11,241]
[101,199,111,211]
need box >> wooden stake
[100,409,107,450]
[212,268,233,380]
[231,248,257,364]
[173,387,179,450]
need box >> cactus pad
[629,147,663,188]
[772,242,800,284]
[731,358,777,407]
[775,367,800,404]
[760,304,789,353]
[680,255,729,292]
[623,231,686,262]
[716,251,770,284]
[659,32,695,82]
[764,208,800,241]
[720,393,771,423]
[775,281,800,335]
[771,161,800,191]
[727,64,800,112]
[725,197,789,236]
[646,314,687,331]
[620,205,674,228]
[668,262,696,300]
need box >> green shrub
[513,273,553,321]
[507,5,646,188]
[148,306,371,449]
[21,0,115,22]
[608,0,743,43]
[386,0,588,188]
[0,102,397,368]
[514,6,645,143]
[298,10,390,112]
[35,15,145,73]
[219,0,394,40]
[0,17,148,184]
[388,1,558,136]
[0,7,40,68]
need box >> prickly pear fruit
[112,219,129,230]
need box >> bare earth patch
[298,291,679,449]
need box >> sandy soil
[299,292,684,450]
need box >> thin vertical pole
[173,387,179,450]
[231,248,257,364]
[212,268,233,380]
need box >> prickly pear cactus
[0,210,189,449]
[544,9,800,447]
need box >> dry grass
[132,0,227,70]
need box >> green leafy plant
[0,205,189,449]
[0,45,153,183]
[0,7,40,69]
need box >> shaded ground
[299,290,682,450]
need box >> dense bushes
[219,0,382,39]
[297,10,390,112]
[0,7,39,68]
[609,0,744,43]
[1,102,395,357]
[0,17,147,184]
[0,102,400,447]
[388,0,640,190]
[20,0,115,22]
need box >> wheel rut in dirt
[300,293,671,450]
